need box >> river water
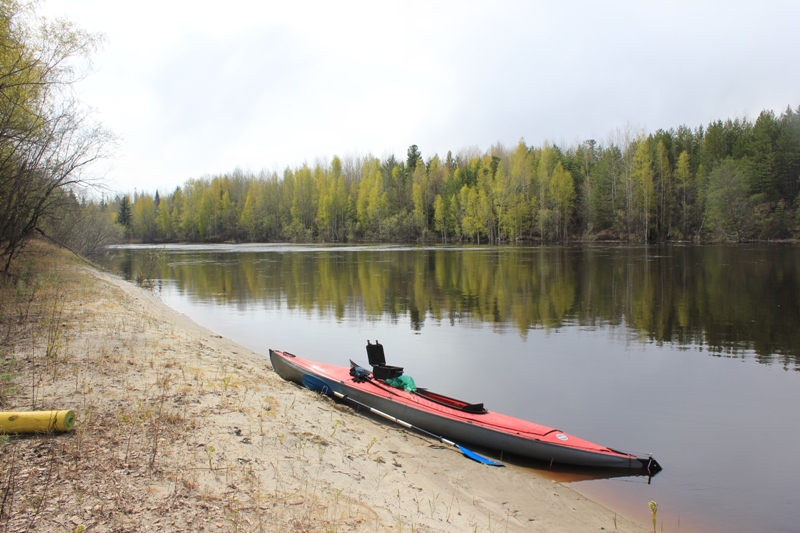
[98,243,800,533]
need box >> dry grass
[0,243,384,533]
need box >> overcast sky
[40,0,800,195]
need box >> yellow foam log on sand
[0,410,75,434]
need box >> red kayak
[269,345,661,475]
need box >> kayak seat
[415,388,488,414]
[366,340,404,380]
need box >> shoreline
[2,259,650,532]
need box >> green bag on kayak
[384,375,417,392]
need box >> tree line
[116,106,800,245]
[1,0,797,274]
[2,1,798,376]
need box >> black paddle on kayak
[301,373,503,466]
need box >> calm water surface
[99,244,800,533]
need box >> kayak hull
[269,349,660,474]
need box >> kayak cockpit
[357,341,488,414]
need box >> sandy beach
[1,257,650,532]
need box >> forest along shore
[0,253,650,532]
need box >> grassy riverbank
[0,242,650,532]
